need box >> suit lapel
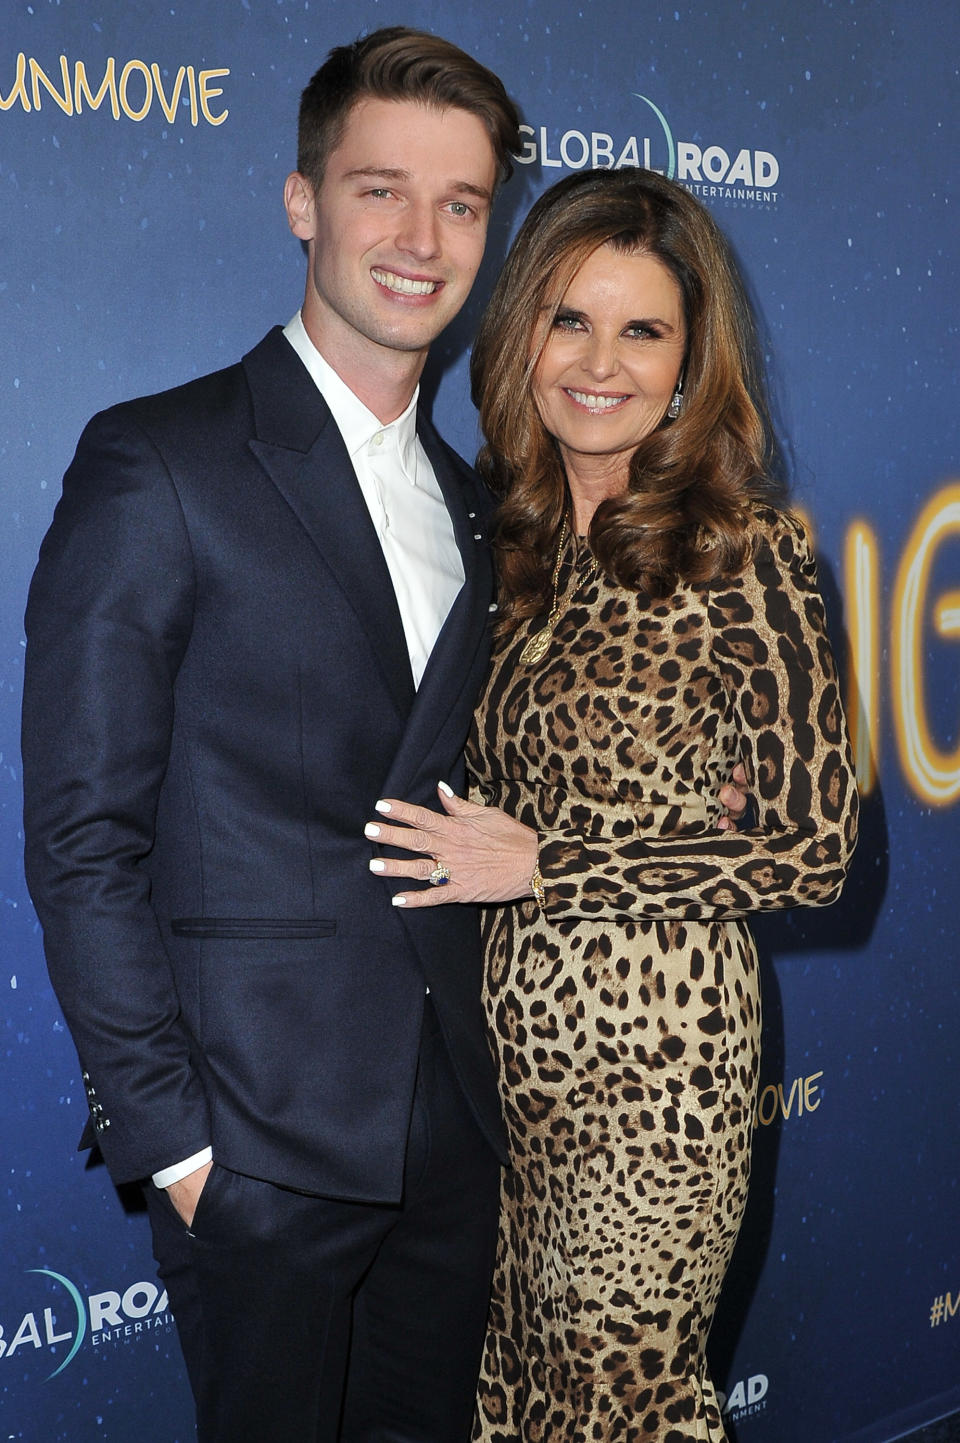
[243,329,415,718]
[418,419,493,695]
[241,329,494,772]
[381,419,495,794]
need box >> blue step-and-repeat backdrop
[2,2,957,1440]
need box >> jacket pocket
[170,917,336,939]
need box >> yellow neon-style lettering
[844,521,880,795]
[756,1085,778,1127]
[892,483,960,805]
[935,591,960,637]
[29,55,73,116]
[186,66,198,127]
[3,54,227,126]
[777,1076,801,1119]
[149,63,187,124]
[118,59,152,122]
[1,53,32,112]
[803,1072,823,1112]
[198,68,229,126]
[74,58,119,118]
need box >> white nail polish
[364,823,381,838]
[437,781,454,798]
[369,859,386,872]
[391,895,407,906]
[375,800,392,814]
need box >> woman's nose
[581,332,618,380]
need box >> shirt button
[372,432,384,447]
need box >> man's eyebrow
[342,166,492,203]
[342,165,412,183]
[450,180,494,203]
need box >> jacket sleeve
[21,408,211,1183]
[536,512,859,923]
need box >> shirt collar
[283,312,420,485]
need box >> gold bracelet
[530,862,545,907]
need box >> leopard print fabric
[468,506,858,1442]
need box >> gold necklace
[518,524,597,666]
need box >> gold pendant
[519,624,553,666]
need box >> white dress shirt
[153,315,464,1189]
[284,311,464,687]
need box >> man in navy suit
[22,29,520,1443]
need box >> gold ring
[428,863,451,887]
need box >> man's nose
[396,202,442,261]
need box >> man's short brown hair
[297,26,520,191]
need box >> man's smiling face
[288,97,497,379]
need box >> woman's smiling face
[532,243,687,489]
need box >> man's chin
[369,315,455,355]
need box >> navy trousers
[145,1001,502,1442]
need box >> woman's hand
[365,783,539,908]
[718,761,750,831]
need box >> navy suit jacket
[22,326,506,1200]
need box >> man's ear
[283,172,316,240]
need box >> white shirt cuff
[152,1147,213,1189]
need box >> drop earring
[667,384,684,420]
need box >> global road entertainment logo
[516,94,780,204]
[0,1267,173,1380]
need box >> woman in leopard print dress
[370,170,858,1441]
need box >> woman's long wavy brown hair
[470,168,779,633]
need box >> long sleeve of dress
[536,510,858,922]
